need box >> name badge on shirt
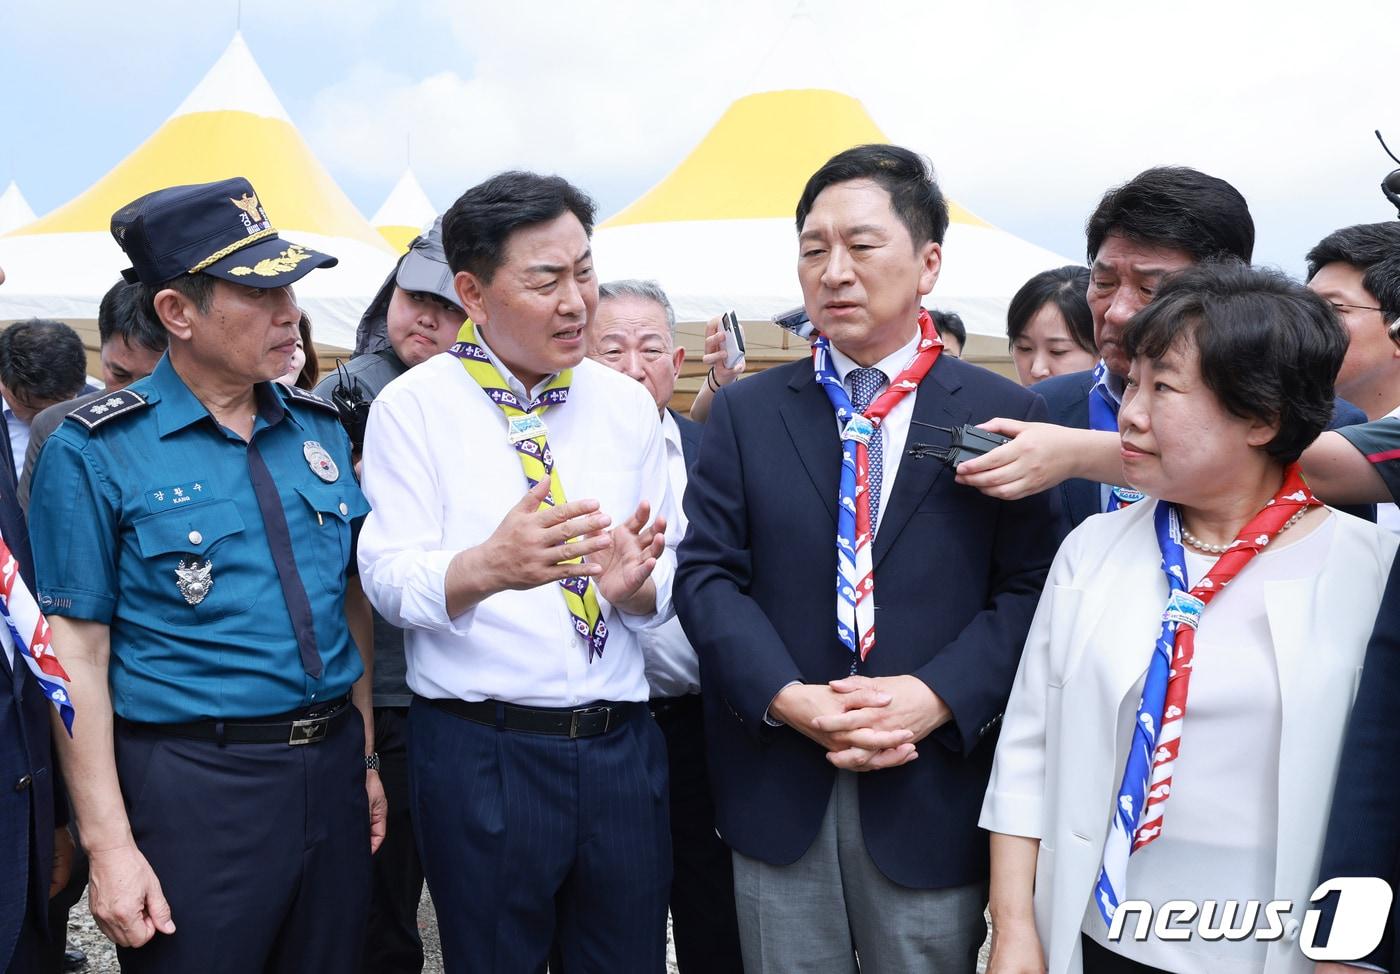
[842,415,875,447]
[508,414,548,444]
[147,481,207,510]
[1162,589,1205,631]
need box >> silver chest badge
[175,558,215,606]
[303,440,339,482]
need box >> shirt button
[338,502,348,516]
[14,774,32,792]
[188,530,203,545]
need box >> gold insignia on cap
[228,244,316,278]
[230,192,264,222]
[188,226,278,274]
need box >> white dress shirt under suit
[640,409,700,698]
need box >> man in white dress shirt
[357,172,675,973]
[586,279,744,973]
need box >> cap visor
[203,235,339,287]
[396,250,461,309]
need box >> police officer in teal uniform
[27,177,384,973]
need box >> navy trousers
[112,711,371,973]
[363,706,425,974]
[410,697,671,974]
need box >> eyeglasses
[1332,302,1384,314]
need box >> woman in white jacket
[981,264,1399,974]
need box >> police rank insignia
[175,558,215,606]
[303,441,339,482]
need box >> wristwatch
[365,752,380,772]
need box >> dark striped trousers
[409,697,671,974]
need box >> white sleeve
[357,389,473,635]
[613,397,677,632]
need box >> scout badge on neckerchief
[1093,465,1320,925]
[451,320,608,661]
[0,530,74,734]
[1088,359,1145,512]
[812,309,942,667]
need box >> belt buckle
[568,706,610,739]
[288,717,328,745]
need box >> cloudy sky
[2,0,1397,275]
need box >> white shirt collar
[659,408,682,450]
[473,325,561,402]
[827,324,923,386]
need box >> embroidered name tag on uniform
[147,481,207,511]
[1162,590,1205,630]
[508,414,548,444]
[842,416,875,446]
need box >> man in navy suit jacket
[676,146,1060,973]
[956,166,1374,526]
[0,256,69,973]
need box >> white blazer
[980,499,1398,974]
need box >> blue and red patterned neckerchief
[812,310,942,666]
[1093,465,1320,925]
[0,531,74,734]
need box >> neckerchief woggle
[0,531,74,734]
[812,309,942,665]
[1088,359,1145,512]
[1093,465,1320,925]
[451,320,608,661]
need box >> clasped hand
[772,674,950,771]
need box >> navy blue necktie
[848,367,888,529]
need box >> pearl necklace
[1179,507,1309,555]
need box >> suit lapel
[872,361,965,570]
[780,370,841,525]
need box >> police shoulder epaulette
[64,389,150,431]
[282,384,339,416]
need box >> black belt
[120,696,352,746]
[425,696,643,738]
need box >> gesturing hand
[479,479,616,591]
[87,843,176,948]
[594,499,667,615]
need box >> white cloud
[302,0,1400,270]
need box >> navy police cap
[111,176,337,288]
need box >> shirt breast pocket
[131,499,253,625]
[296,485,371,594]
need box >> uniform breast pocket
[131,500,254,625]
[296,485,371,594]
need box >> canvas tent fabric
[0,33,395,349]
[0,182,36,235]
[372,169,437,253]
[590,88,1075,340]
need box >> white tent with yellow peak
[590,86,1075,358]
[372,169,437,253]
[0,182,36,235]
[0,32,395,349]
